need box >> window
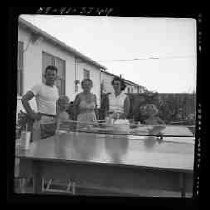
[83,69,90,79]
[127,87,130,93]
[17,41,24,96]
[42,52,66,96]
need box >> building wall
[17,26,102,119]
[101,72,114,94]
[125,84,140,94]
[100,71,141,95]
[18,27,41,112]
[125,84,133,93]
[133,85,139,93]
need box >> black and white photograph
[13,12,197,199]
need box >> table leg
[72,182,76,195]
[19,178,26,193]
[179,173,186,197]
[33,163,42,194]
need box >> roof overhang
[18,17,107,70]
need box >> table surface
[16,129,195,173]
[162,125,194,136]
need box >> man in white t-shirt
[21,65,59,139]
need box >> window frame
[83,68,90,79]
[42,51,66,96]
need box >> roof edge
[18,17,107,70]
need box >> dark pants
[39,113,56,139]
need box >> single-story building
[124,79,146,94]
[17,17,146,121]
[17,17,106,119]
[101,70,145,94]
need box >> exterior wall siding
[17,26,102,116]
[101,72,114,94]
[17,21,142,117]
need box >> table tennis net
[57,120,195,137]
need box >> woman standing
[103,77,130,122]
[73,79,97,128]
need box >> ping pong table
[15,127,194,197]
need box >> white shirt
[108,92,127,113]
[31,83,59,115]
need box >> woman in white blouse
[105,77,130,122]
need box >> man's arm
[21,91,40,120]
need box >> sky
[21,15,197,93]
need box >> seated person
[56,95,70,130]
[141,104,165,125]
[139,103,166,136]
